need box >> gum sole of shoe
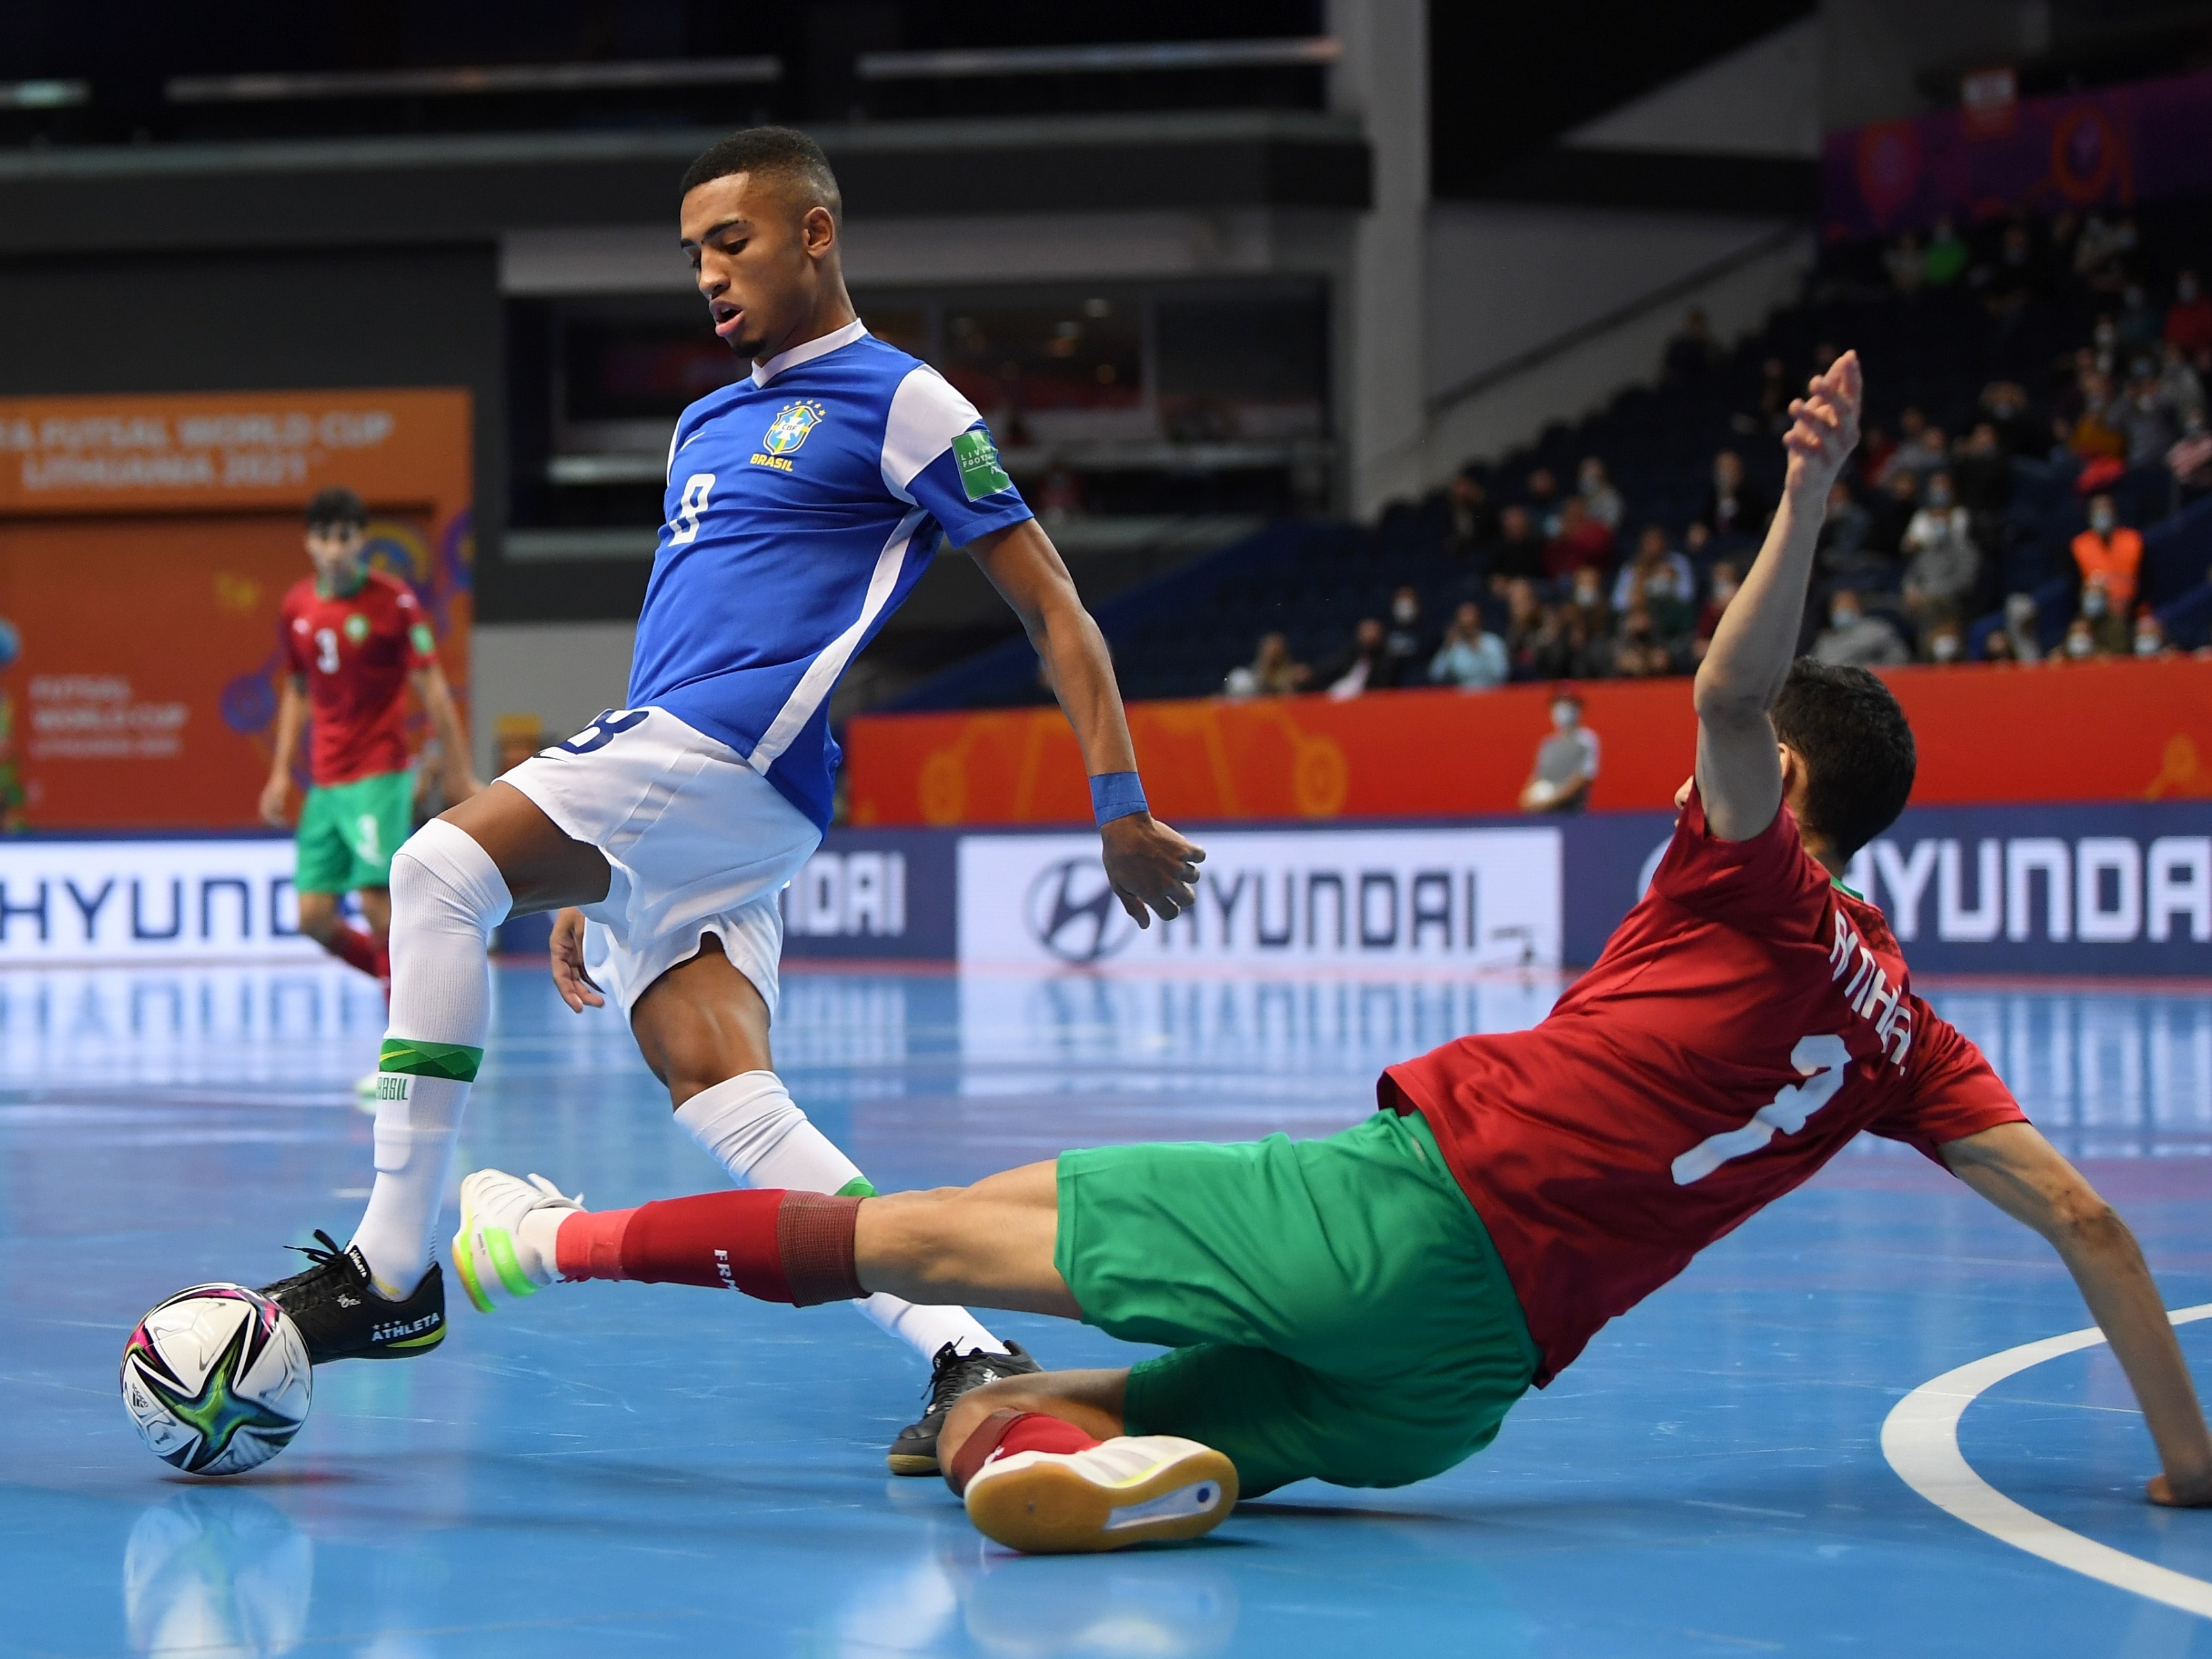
[887,1451,940,1477]
[965,1447,1237,1554]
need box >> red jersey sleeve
[1648,786,1830,938]
[278,590,311,676]
[391,585,437,671]
[1865,1001,2027,1166]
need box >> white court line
[1882,1303,2212,1617]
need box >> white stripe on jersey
[881,366,986,499]
[747,508,927,774]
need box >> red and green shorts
[295,769,412,895]
[1054,1110,1540,1497]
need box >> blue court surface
[5,959,2212,1657]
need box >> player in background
[453,350,2212,1553]
[260,487,479,986]
[253,129,1203,1476]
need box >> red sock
[322,924,382,980]
[551,1189,865,1305]
[946,1410,1102,1495]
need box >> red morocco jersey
[278,569,437,786]
[1381,788,2025,1386]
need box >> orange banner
[0,389,472,830]
[844,656,2212,826]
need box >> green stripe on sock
[835,1177,877,1199]
[380,1038,484,1082]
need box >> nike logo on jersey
[1828,910,1913,1067]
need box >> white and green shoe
[451,1168,583,1314]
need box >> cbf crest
[763,400,826,456]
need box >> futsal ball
[120,1285,312,1476]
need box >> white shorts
[502,707,821,1020]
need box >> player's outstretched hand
[2148,1471,2212,1507]
[1102,814,1205,927]
[257,774,291,828]
[1781,348,1863,502]
[548,907,606,1011]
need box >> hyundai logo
[1025,858,1136,963]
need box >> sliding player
[260,487,479,986]
[254,128,1203,1476]
[452,351,2212,1553]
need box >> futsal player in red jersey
[261,487,479,983]
[452,350,2212,1553]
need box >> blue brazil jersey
[627,319,1032,829]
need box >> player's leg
[262,780,609,1362]
[292,786,383,980]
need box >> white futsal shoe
[964,1435,1238,1554]
[451,1168,583,1314]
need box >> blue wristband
[1089,771,1148,827]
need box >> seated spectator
[2118,282,2162,351]
[1610,525,1696,638]
[1661,307,1716,384]
[1923,216,1968,286]
[1223,630,1310,698]
[1576,456,1623,530]
[1921,617,1965,665]
[2066,371,2127,461]
[2169,270,2212,360]
[1428,602,1508,691]
[2170,407,2212,498]
[2159,341,2205,418]
[1682,520,1713,566]
[1878,407,1947,484]
[2072,493,2143,612]
[1379,586,1432,688]
[1980,221,2039,317]
[1563,563,1613,640]
[2076,213,2136,292]
[1978,380,2042,458]
[1901,471,1980,621]
[1543,497,1615,581]
[1868,469,1922,558]
[1735,357,1790,437]
[1698,450,1769,540]
[1446,468,1499,550]
[1488,504,1547,586]
[2058,616,2103,661]
[1811,590,1908,667]
[1949,423,2012,514]
[2119,375,2178,466]
[1320,617,1387,699]
[1817,481,1886,578]
[1611,608,1671,678]
[2003,592,2044,665]
[1519,688,1599,814]
[1858,420,1897,482]
[2136,611,2173,659]
[1691,560,1740,663]
[1981,629,2016,664]
[1502,578,1551,680]
[1526,467,1564,537]
[2079,575,2129,656]
[1884,232,1923,294]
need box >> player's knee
[387,820,512,944]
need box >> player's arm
[1691,351,1863,841]
[259,675,309,826]
[410,663,484,807]
[1941,1121,2212,1506]
[967,518,1203,925]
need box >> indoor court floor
[4,957,2212,1657]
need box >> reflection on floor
[3,961,2210,1657]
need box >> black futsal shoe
[887,1340,1044,1476]
[257,1231,447,1365]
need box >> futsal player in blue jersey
[255,127,1205,1473]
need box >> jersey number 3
[1671,1034,1852,1185]
[313,627,340,674]
[669,473,716,546]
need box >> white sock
[349,820,510,1298]
[673,1072,1009,1361]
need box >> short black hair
[1771,657,1916,860]
[680,126,842,225]
[305,486,366,532]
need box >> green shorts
[1055,1110,1539,1497]
[295,769,413,895]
